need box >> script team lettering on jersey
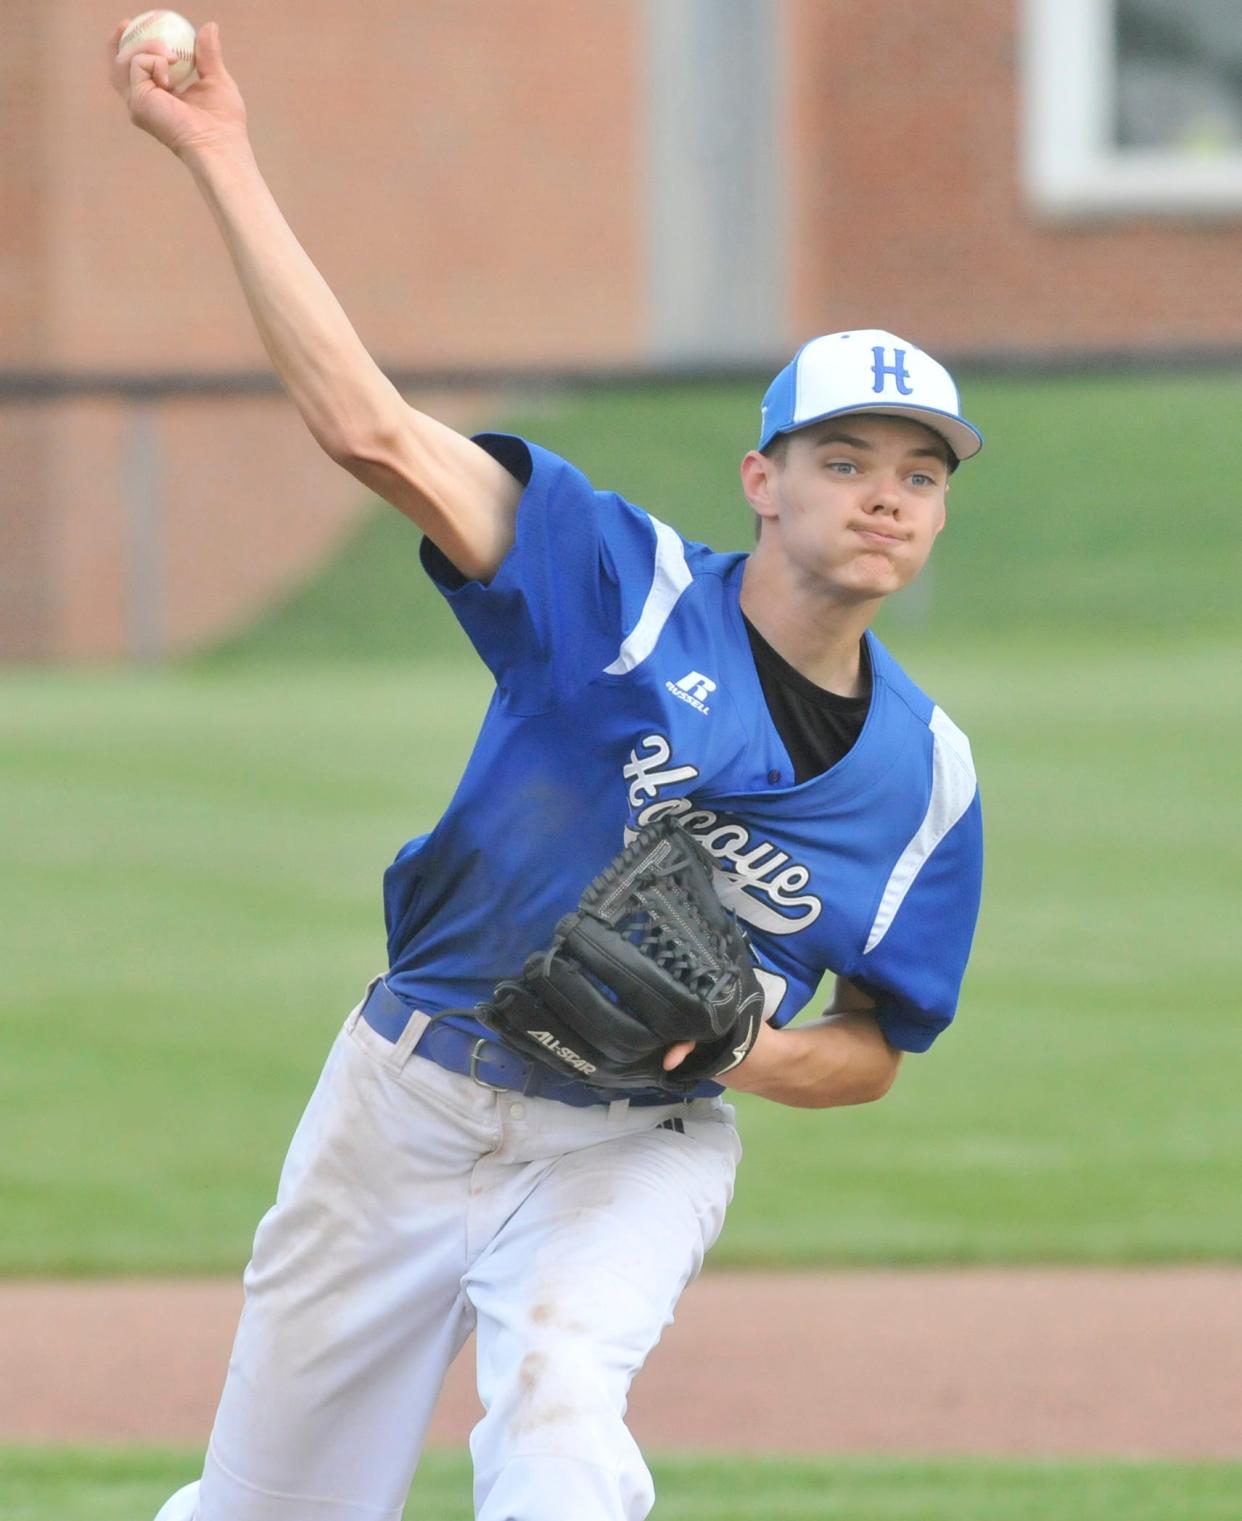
[623,734,822,934]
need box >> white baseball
[117,10,199,95]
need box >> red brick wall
[3,0,640,660]
[3,6,51,362]
[52,0,643,371]
[785,0,1242,352]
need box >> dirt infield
[8,1268,1242,1458]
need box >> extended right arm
[110,19,521,581]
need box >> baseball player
[113,22,984,1521]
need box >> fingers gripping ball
[477,819,766,1094]
[118,10,198,94]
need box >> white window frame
[1021,0,1242,215]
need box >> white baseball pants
[164,997,740,1521]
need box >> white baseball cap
[758,329,983,463]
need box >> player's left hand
[662,1040,696,1071]
[665,1018,775,1085]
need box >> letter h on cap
[871,346,914,396]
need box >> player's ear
[740,450,779,524]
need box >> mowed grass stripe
[4,1448,1242,1521]
[2,636,1238,1272]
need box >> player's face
[744,415,950,602]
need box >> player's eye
[909,472,936,487]
[826,459,858,475]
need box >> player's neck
[739,561,875,697]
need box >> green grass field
[6,1448,1242,1521]
[3,373,1240,1514]
[3,633,1238,1271]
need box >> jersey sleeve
[856,790,983,1052]
[420,433,673,715]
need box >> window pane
[1115,0,1242,154]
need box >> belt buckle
[469,1037,515,1093]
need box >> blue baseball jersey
[384,436,983,1080]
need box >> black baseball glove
[475,818,766,1095]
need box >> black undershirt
[742,616,871,784]
[467,435,870,783]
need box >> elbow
[319,420,395,471]
[318,430,358,468]
[317,399,411,472]
[326,415,442,522]
[858,1047,903,1105]
[323,423,417,506]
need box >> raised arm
[109,19,521,582]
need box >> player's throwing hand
[110,18,247,158]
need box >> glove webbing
[592,835,733,995]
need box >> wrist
[719,1019,782,1094]
[177,132,256,175]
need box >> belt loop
[389,1007,431,1072]
[608,1097,631,1122]
[347,972,385,1035]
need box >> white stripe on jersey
[603,517,693,675]
[864,706,976,955]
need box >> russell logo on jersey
[666,670,717,715]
